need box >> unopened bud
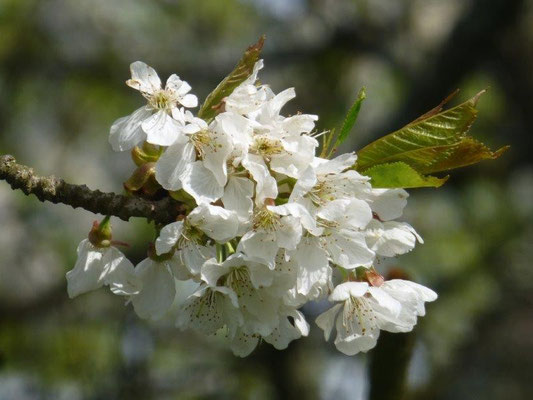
[131,142,163,166]
[124,163,158,194]
[88,216,112,247]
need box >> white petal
[266,87,296,117]
[316,199,350,222]
[155,142,196,191]
[249,268,275,291]
[268,202,319,234]
[131,259,176,319]
[318,198,372,229]
[171,107,188,125]
[142,110,184,146]
[237,230,279,270]
[109,106,151,152]
[127,61,161,94]
[101,247,140,296]
[245,59,263,85]
[165,74,191,96]
[281,114,318,135]
[180,243,214,276]
[367,188,409,221]
[290,309,310,336]
[188,204,239,242]
[315,303,342,341]
[270,135,318,178]
[180,93,198,108]
[264,309,309,350]
[275,216,302,251]
[202,127,233,186]
[345,198,373,229]
[242,154,278,205]
[200,258,231,286]
[324,230,375,269]
[290,237,330,296]
[216,112,252,152]
[366,220,421,257]
[230,330,260,357]
[289,166,317,202]
[384,279,438,304]
[315,153,357,175]
[178,286,240,335]
[66,239,105,298]
[181,161,224,205]
[368,286,402,316]
[222,176,254,229]
[329,281,369,302]
[334,318,379,355]
[155,221,184,255]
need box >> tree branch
[0,154,184,224]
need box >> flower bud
[131,142,163,166]
[124,162,162,197]
[88,216,112,248]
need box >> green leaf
[417,138,509,174]
[355,90,507,174]
[363,162,448,188]
[336,87,366,146]
[197,35,265,121]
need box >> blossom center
[253,207,281,231]
[251,136,284,158]
[345,296,377,335]
[308,180,336,205]
[177,220,204,248]
[148,90,174,110]
[225,267,253,298]
[190,129,219,158]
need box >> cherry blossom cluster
[66,60,437,357]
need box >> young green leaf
[362,162,448,189]
[356,91,507,174]
[335,87,366,146]
[198,35,265,121]
[419,137,509,174]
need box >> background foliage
[0,0,532,399]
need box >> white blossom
[66,239,139,298]
[109,61,198,151]
[316,280,436,355]
[314,199,375,269]
[71,58,441,358]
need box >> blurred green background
[0,0,532,399]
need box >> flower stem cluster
[66,60,437,357]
